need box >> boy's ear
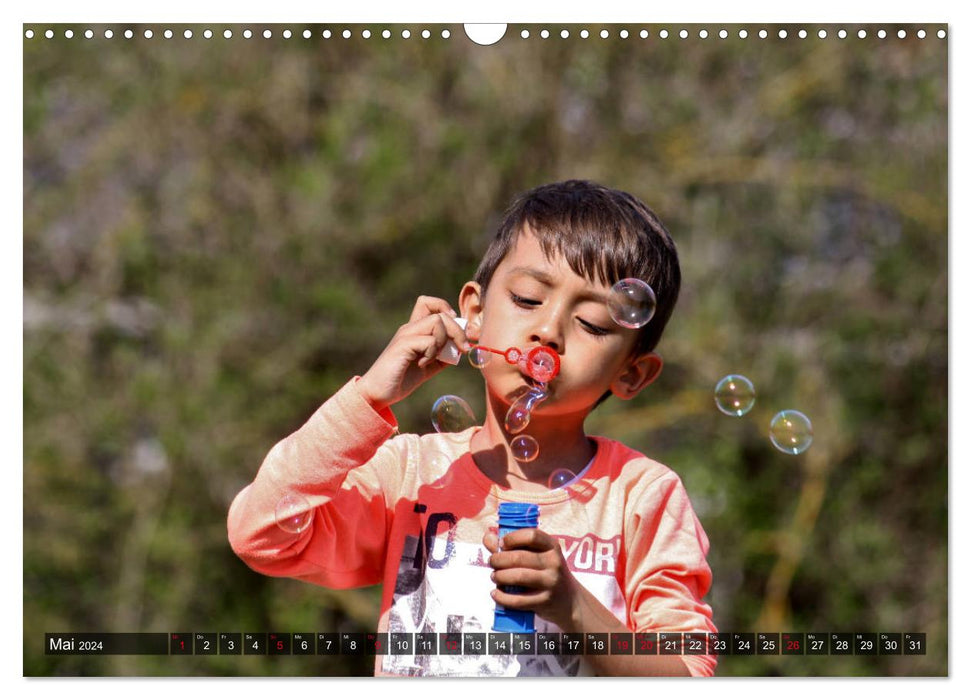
[458,281,484,340]
[610,352,663,400]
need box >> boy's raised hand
[357,296,471,412]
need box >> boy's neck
[469,403,596,492]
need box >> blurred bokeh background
[23,23,947,676]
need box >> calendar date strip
[45,632,927,656]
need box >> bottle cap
[436,317,468,365]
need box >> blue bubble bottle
[492,502,540,634]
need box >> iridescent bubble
[608,278,657,329]
[503,387,549,434]
[511,435,539,462]
[548,469,576,489]
[468,346,492,369]
[714,375,756,417]
[275,493,312,534]
[431,395,477,433]
[769,410,814,455]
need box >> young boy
[227,180,717,676]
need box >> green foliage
[24,23,946,676]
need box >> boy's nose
[529,315,564,353]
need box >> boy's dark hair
[474,179,681,359]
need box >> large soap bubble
[608,278,657,329]
[431,395,477,433]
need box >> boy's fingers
[409,296,456,323]
[490,588,546,611]
[489,548,547,571]
[491,566,552,589]
[482,532,499,553]
[498,528,556,552]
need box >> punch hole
[659,29,668,39]
[25,29,34,39]
[917,29,926,39]
[838,29,847,39]
[382,29,390,39]
[204,29,212,39]
[560,29,569,39]
[243,29,252,39]
[600,29,610,39]
[164,29,173,39]
[223,29,232,39]
[323,30,332,38]
[363,29,372,38]
[105,29,113,38]
[143,29,152,39]
[897,29,906,39]
[303,29,311,39]
[441,29,451,39]
[858,29,867,38]
[541,29,549,39]
[698,29,708,39]
[739,29,748,38]
[719,29,728,39]
[124,29,133,39]
[679,29,688,39]
[620,29,629,39]
[818,29,827,39]
[262,29,272,39]
[401,29,410,39]
[520,30,529,39]
[937,29,946,38]
[65,29,74,39]
[183,29,192,39]
[84,29,93,39]
[464,24,506,45]
[342,29,351,39]
[778,29,788,39]
[45,29,53,39]
[580,29,589,39]
[283,29,292,39]
[422,29,431,39]
[759,29,767,39]
[640,29,649,39]
[877,29,886,39]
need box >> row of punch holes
[24,26,948,42]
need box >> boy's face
[459,229,662,418]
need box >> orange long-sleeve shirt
[228,378,717,676]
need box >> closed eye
[510,293,541,307]
[580,319,609,336]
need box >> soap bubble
[511,435,539,462]
[769,410,814,455]
[468,346,492,369]
[431,395,476,433]
[714,375,756,417]
[504,387,549,434]
[275,493,313,534]
[548,469,576,489]
[608,278,656,329]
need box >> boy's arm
[228,295,471,588]
[226,377,403,588]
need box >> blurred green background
[23,23,947,676]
